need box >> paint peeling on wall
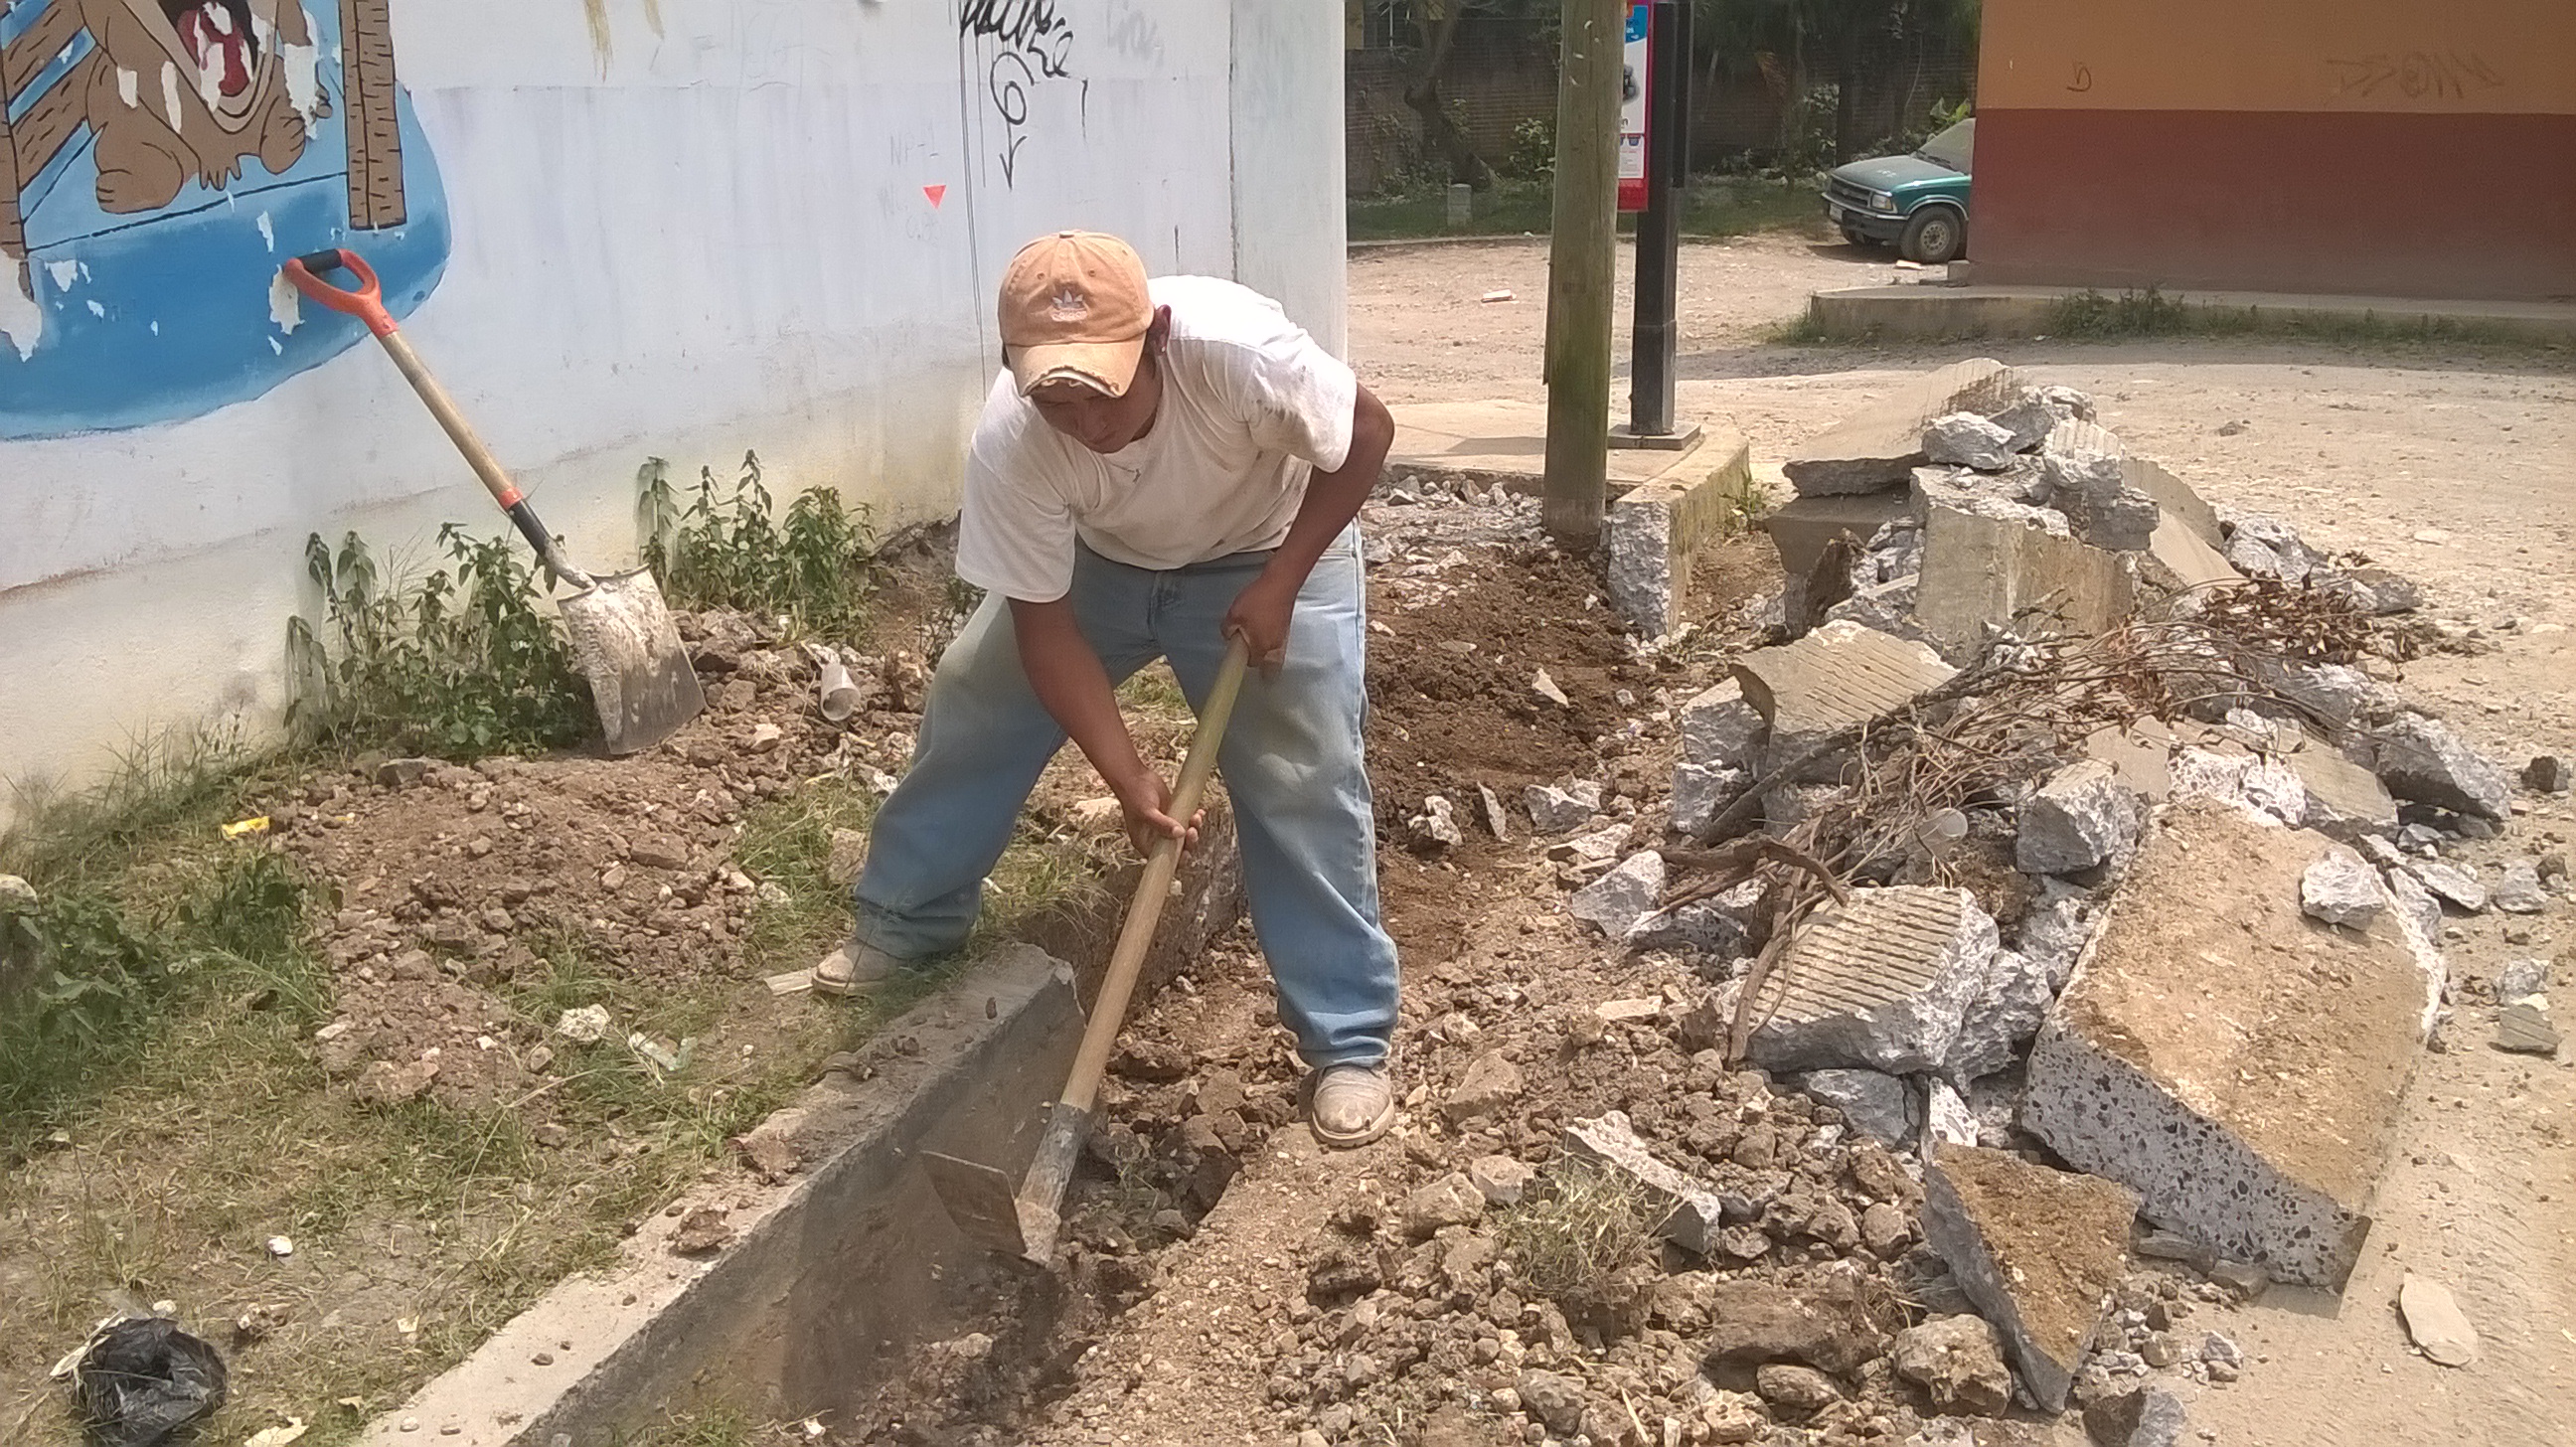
[0,0,449,439]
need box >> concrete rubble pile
[1482,360,2563,1443]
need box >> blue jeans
[850,528,1400,1068]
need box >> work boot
[811,938,903,997]
[1309,1062,1396,1149]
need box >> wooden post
[1542,0,1622,544]
[340,0,406,229]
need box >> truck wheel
[1899,207,1966,264]
[1840,225,1874,247]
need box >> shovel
[922,637,1250,1264]
[281,248,705,755]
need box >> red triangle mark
[923,184,947,208]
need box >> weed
[287,527,593,759]
[1713,465,1773,539]
[622,1403,796,1447]
[1499,1158,1657,1306]
[0,721,264,890]
[640,452,878,639]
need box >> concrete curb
[357,945,1081,1446]
[1803,284,2576,344]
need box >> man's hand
[1222,569,1301,678]
[1111,762,1205,859]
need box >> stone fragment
[1924,1078,1977,1148]
[2022,803,2444,1289]
[2219,513,2321,582]
[1755,1364,1840,1412]
[2016,760,2147,876]
[374,756,433,788]
[1822,573,1930,646]
[1924,411,2019,471]
[2038,423,2161,551]
[1569,851,1665,939]
[1525,780,1603,835]
[1921,1142,2136,1413]
[2410,858,2488,914]
[1893,1314,2013,1416]
[2168,747,2307,828]
[0,875,35,911]
[2015,882,2100,991]
[1911,463,2061,523]
[1530,669,1570,708]
[2493,860,2546,914]
[1408,795,1464,851]
[1945,947,2049,1083]
[1561,1111,1726,1254]
[353,1058,439,1106]
[1671,762,1748,838]
[2032,384,2096,423]
[1552,822,1632,865]
[1401,1173,1486,1237]
[2523,755,2574,794]
[1784,358,2020,496]
[1695,1394,1767,1445]
[2495,1001,2560,1055]
[2119,456,2222,548]
[1469,1155,1534,1206]
[1732,621,1959,762]
[1914,500,2133,665]
[1796,1069,1917,1147]
[2371,714,2512,822]
[1983,394,2060,452]
[1517,1370,1588,1436]
[2301,846,2387,928]
[1680,680,1767,769]
[1476,784,1512,842]
[2083,1385,2189,1447]
[2321,566,2422,615]
[1628,879,1763,958]
[2287,745,2399,843]
[1445,1049,1524,1124]
[668,1206,734,1256]
[2496,957,2549,1005]
[1696,1270,1892,1373]
[2141,512,2243,595]
[1742,886,1998,1075]
[555,1005,612,1045]
[2384,865,2444,946]
[1766,491,1913,632]
[2398,1274,2479,1367]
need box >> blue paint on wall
[0,0,448,439]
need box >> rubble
[2397,1274,2480,1367]
[1560,1111,1726,1253]
[2493,860,2546,914]
[2523,754,2573,794]
[1766,492,1912,632]
[1407,795,1463,850]
[2022,803,2443,1289]
[2038,422,2161,552]
[2385,865,2445,945]
[2496,957,2549,1004]
[1568,851,1664,938]
[1783,358,2020,496]
[2300,846,2387,928]
[1732,619,1959,765]
[2370,714,2513,821]
[1943,946,2049,1083]
[2409,858,2488,914]
[2015,760,2147,876]
[1698,1273,1891,1376]
[1679,679,1767,770]
[1923,411,2019,471]
[1921,1142,2137,1414]
[1671,762,1747,838]
[1399,1173,1485,1237]
[2286,745,2399,842]
[1742,886,2000,1075]
[2495,1001,2560,1055]
[1443,1049,1524,1124]
[1892,1314,2013,1416]
[1468,1155,1533,1206]
[2083,1385,2189,1447]
[1795,1069,1917,1146]
[1914,500,2135,664]
[1525,780,1603,835]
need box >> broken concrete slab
[2120,456,2222,548]
[1742,885,1999,1075]
[1570,851,1665,939]
[2082,722,2176,801]
[2410,857,2488,914]
[1766,490,1914,633]
[2371,714,2513,822]
[1604,429,1756,639]
[2037,424,2160,553]
[1921,1142,2136,1414]
[2168,746,2309,829]
[1672,762,1748,838]
[1984,393,2062,452]
[1910,464,2060,524]
[1823,573,1931,646]
[2142,513,2242,596]
[2301,846,2387,928]
[2287,744,2399,842]
[2495,860,2547,914]
[2384,864,2444,946]
[1784,358,2021,496]
[2397,1274,2480,1367]
[1892,1313,2014,1417]
[1562,1110,1727,1254]
[1680,679,1767,770]
[2015,760,2147,876]
[1732,619,1959,764]
[1796,1069,1918,1147]
[2495,1001,2560,1055]
[1924,411,2019,471]
[1945,947,2050,1084]
[1629,878,1765,958]
[2022,801,2444,1289]
[1915,501,2134,665]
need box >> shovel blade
[557,568,705,755]
[919,1150,1032,1257]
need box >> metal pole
[1628,0,1690,437]
[1542,0,1624,544]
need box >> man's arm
[1221,382,1396,674]
[1009,596,1200,856]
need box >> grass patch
[1499,1158,1658,1307]
[1350,176,1821,243]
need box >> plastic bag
[74,1318,229,1447]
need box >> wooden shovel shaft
[1060,638,1251,1114]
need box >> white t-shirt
[955,275,1358,603]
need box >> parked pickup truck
[1821,118,1973,264]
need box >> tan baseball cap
[998,231,1153,398]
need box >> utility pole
[1625,0,1691,440]
[1541,0,1622,544]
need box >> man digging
[815,231,1405,1149]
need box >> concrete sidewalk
[1806,284,2576,344]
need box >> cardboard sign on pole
[1616,1,1652,213]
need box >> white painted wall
[0,0,1347,824]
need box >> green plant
[287,526,594,758]
[1505,116,1555,182]
[639,452,877,638]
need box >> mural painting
[0,0,448,438]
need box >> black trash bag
[73,1318,229,1447]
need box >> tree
[1403,1,1499,189]
[1690,0,1976,162]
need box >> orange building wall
[1971,0,2576,299]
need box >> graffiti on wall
[960,0,1076,188]
[0,0,449,439]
